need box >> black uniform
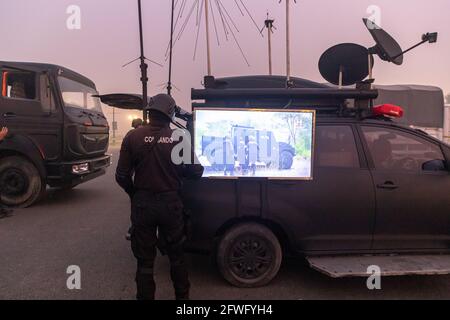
[116,115,203,300]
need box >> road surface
[1,147,450,300]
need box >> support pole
[285,0,291,85]
[368,54,373,89]
[138,0,149,122]
[167,0,175,96]
[266,19,273,76]
[205,0,212,76]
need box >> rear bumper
[46,154,112,187]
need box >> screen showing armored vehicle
[194,109,315,179]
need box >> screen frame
[193,107,316,181]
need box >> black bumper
[46,154,112,188]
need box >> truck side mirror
[422,159,446,172]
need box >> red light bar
[372,104,404,118]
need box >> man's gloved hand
[0,127,9,141]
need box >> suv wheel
[0,156,45,207]
[217,223,282,288]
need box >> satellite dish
[363,18,403,65]
[319,43,374,86]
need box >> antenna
[137,0,148,122]
[122,1,164,121]
[318,17,437,89]
[166,0,261,77]
[280,0,297,87]
[167,0,175,95]
[260,12,276,75]
[205,0,212,76]
[319,43,374,87]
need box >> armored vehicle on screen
[201,123,296,174]
[0,61,111,207]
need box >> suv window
[315,125,360,168]
[362,126,446,172]
[1,70,36,100]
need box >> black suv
[181,76,450,287]
[99,75,450,287]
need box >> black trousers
[130,190,190,300]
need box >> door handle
[377,181,399,190]
[3,112,16,118]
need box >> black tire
[0,156,45,208]
[217,223,282,288]
[279,150,294,170]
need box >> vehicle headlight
[72,163,90,174]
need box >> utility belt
[134,189,180,201]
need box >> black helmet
[147,94,177,120]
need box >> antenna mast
[283,0,296,87]
[262,13,275,75]
[137,0,149,122]
[167,0,175,95]
[205,0,212,76]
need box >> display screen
[194,108,315,179]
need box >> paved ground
[1,147,450,300]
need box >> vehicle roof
[206,75,330,89]
[0,61,96,89]
[193,75,380,110]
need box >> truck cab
[0,61,111,207]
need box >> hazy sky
[1,0,449,135]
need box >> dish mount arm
[391,32,438,60]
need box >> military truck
[0,61,111,207]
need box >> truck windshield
[58,76,102,112]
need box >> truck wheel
[217,223,282,288]
[0,156,45,208]
[279,150,294,170]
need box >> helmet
[131,118,143,129]
[147,94,177,120]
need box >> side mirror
[422,159,446,172]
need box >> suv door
[360,125,450,250]
[0,68,62,161]
[267,124,376,252]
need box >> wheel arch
[0,135,47,180]
[278,141,295,155]
[214,216,293,255]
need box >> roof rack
[191,76,378,117]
